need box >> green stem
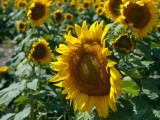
[30,100,34,120]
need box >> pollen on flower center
[77,53,101,85]
[71,43,111,96]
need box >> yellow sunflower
[83,1,90,9]
[104,0,122,20]
[157,25,160,32]
[53,9,63,23]
[77,3,83,12]
[0,66,8,73]
[17,21,26,31]
[28,38,55,65]
[112,34,134,52]
[2,1,8,9]
[117,0,159,39]
[93,3,99,9]
[64,13,73,21]
[96,6,104,16]
[56,1,62,7]
[27,0,51,26]
[50,21,123,118]
[66,25,74,33]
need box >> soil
[0,44,13,67]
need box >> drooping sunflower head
[28,38,55,65]
[50,21,123,118]
[112,34,134,52]
[96,6,104,16]
[104,0,122,20]
[64,13,73,21]
[16,0,27,9]
[53,9,63,23]
[117,0,159,39]
[66,25,74,33]
[17,21,26,31]
[27,0,51,26]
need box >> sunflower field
[0,0,160,120]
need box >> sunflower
[77,3,83,12]
[112,34,134,52]
[0,66,8,73]
[93,3,99,9]
[28,38,55,65]
[50,21,123,118]
[53,9,63,23]
[27,0,51,26]
[104,0,122,20]
[157,25,160,32]
[15,0,27,9]
[56,1,62,7]
[96,6,104,16]
[2,1,8,9]
[117,0,159,39]
[83,1,90,9]
[66,25,74,33]
[17,21,26,31]
[64,13,73,21]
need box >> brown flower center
[19,23,25,29]
[124,3,150,28]
[55,12,63,22]
[113,35,133,51]
[30,3,45,20]
[109,0,122,16]
[32,43,46,60]
[71,43,110,96]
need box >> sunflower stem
[30,100,35,120]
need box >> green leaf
[1,113,15,120]
[14,104,31,120]
[118,62,142,88]
[27,79,38,90]
[120,81,139,96]
[143,81,160,94]
[14,96,28,103]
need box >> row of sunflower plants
[0,0,160,120]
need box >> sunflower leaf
[120,81,139,96]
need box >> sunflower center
[110,0,122,16]
[125,3,150,28]
[19,23,25,29]
[77,53,101,85]
[71,43,111,96]
[66,15,71,20]
[55,12,62,22]
[32,43,46,59]
[30,3,45,20]
[114,35,132,50]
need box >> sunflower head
[93,3,99,9]
[0,66,8,73]
[96,6,104,16]
[83,1,90,9]
[27,0,51,26]
[17,21,26,31]
[50,21,123,118]
[66,25,74,33]
[28,38,55,65]
[77,3,83,12]
[112,34,134,52]
[64,13,73,21]
[56,1,62,7]
[118,0,159,39]
[2,1,8,9]
[104,0,122,20]
[53,9,63,23]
